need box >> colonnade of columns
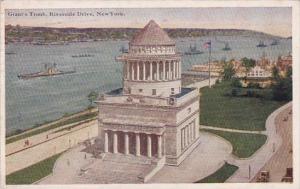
[124,60,181,81]
[180,119,196,151]
[104,130,163,158]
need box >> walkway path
[201,125,266,135]
[225,102,292,182]
[6,120,98,175]
[6,119,96,156]
[251,105,293,182]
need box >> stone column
[179,61,181,79]
[195,119,199,138]
[147,135,152,158]
[190,124,194,141]
[175,61,178,79]
[113,132,118,153]
[127,61,130,80]
[187,125,190,144]
[124,132,129,155]
[169,62,172,80]
[156,62,159,80]
[157,135,162,158]
[163,61,166,80]
[183,128,186,148]
[181,129,184,150]
[137,62,140,80]
[185,127,188,146]
[135,133,141,156]
[104,130,108,153]
[177,61,180,79]
[193,123,196,140]
[131,62,135,80]
[173,61,176,79]
[143,62,146,80]
[189,125,192,142]
[150,62,153,80]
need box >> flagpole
[208,40,211,88]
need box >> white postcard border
[0,1,299,189]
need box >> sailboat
[184,44,203,55]
[256,41,267,48]
[222,43,231,51]
[270,39,279,46]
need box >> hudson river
[5,35,292,134]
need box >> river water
[5,35,292,134]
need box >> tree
[221,60,235,80]
[241,57,256,73]
[272,68,292,101]
[87,91,98,107]
[286,66,292,78]
[231,78,242,88]
[272,66,281,81]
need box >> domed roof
[130,20,175,46]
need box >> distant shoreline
[5,25,287,45]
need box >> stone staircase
[101,153,165,183]
[103,153,153,165]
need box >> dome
[130,20,175,46]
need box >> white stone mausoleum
[97,20,200,167]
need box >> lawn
[200,81,285,131]
[6,153,62,184]
[6,112,97,144]
[195,162,238,183]
[202,129,267,158]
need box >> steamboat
[18,63,76,79]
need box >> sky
[5,7,292,37]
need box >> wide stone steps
[77,158,154,184]
[103,153,154,165]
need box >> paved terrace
[38,130,232,184]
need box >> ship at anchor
[18,63,76,80]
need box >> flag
[203,41,211,49]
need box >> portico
[101,117,165,158]
[103,130,163,158]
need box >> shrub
[231,88,238,96]
[231,78,242,88]
[247,82,260,89]
[246,90,256,97]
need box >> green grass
[6,153,62,184]
[200,81,285,131]
[202,129,267,158]
[6,112,97,144]
[195,162,238,183]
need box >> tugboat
[120,45,129,53]
[256,41,267,48]
[184,44,203,55]
[222,42,231,51]
[18,63,76,80]
[270,39,279,46]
